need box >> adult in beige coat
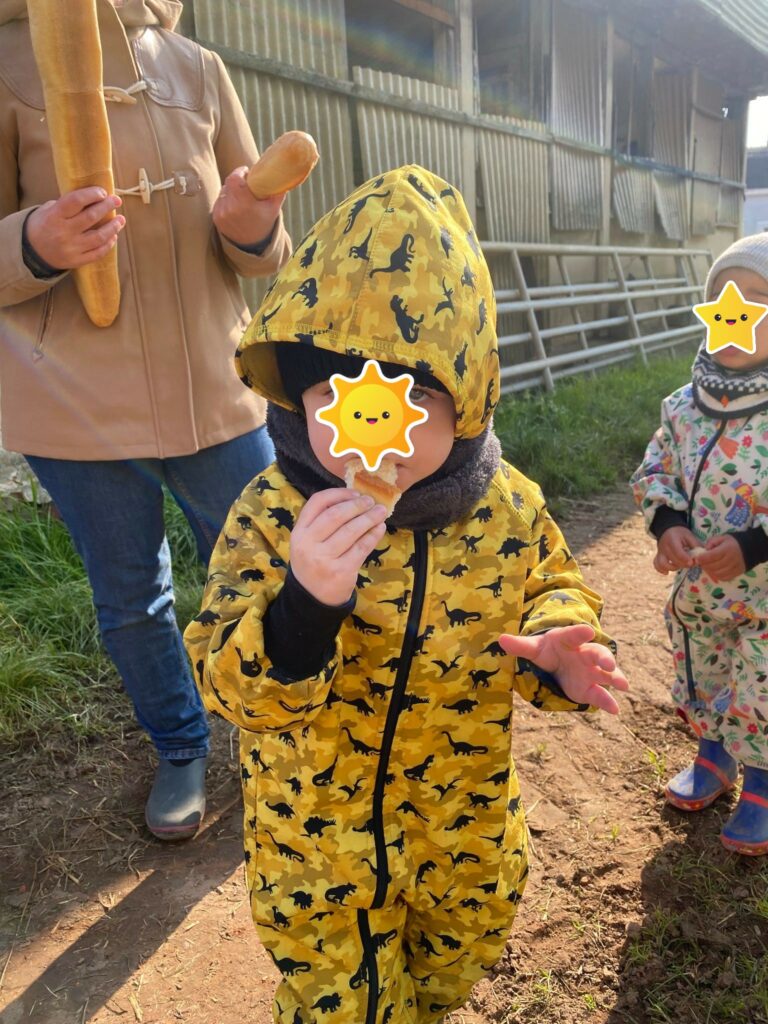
[0,0,292,838]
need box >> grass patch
[623,847,768,1023]
[0,494,204,743]
[494,349,695,511]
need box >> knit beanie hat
[705,233,768,299]
[274,341,449,411]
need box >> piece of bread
[344,458,402,516]
[246,131,319,199]
[28,0,120,328]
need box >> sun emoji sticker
[693,281,768,355]
[315,359,429,472]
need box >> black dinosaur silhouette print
[343,189,391,233]
[390,295,424,343]
[370,233,415,276]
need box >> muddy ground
[1,489,766,1024]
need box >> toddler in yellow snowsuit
[184,165,628,1024]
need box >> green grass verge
[494,349,695,511]
[0,493,204,743]
[623,845,768,1023]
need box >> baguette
[27,0,120,328]
[246,131,319,199]
[344,458,402,517]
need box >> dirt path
[1,490,765,1023]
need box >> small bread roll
[689,546,707,558]
[344,458,401,516]
[246,131,319,199]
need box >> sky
[748,96,768,148]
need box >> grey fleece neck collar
[266,403,501,531]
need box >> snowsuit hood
[236,164,500,439]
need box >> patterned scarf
[266,404,501,532]
[691,346,768,420]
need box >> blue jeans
[26,426,274,759]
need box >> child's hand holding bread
[290,488,388,606]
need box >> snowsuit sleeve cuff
[732,527,768,571]
[650,505,689,539]
[217,211,292,277]
[515,658,585,706]
[263,566,355,682]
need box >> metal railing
[481,241,711,392]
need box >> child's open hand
[499,624,629,714]
[654,525,697,574]
[692,534,746,581]
[290,488,389,606]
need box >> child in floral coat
[632,233,768,855]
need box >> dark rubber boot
[145,757,207,841]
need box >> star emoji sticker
[693,281,768,355]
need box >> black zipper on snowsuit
[358,909,380,1024]
[669,419,726,707]
[371,530,428,910]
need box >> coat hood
[0,0,181,30]
[236,164,500,439]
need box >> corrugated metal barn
[180,0,768,249]
[175,0,768,391]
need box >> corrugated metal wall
[196,0,347,77]
[192,0,355,308]
[612,166,655,234]
[691,75,723,236]
[550,0,606,231]
[652,71,691,240]
[184,0,748,256]
[352,67,463,186]
[477,117,550,243]
[696,0,768,56]
[718,117,743,226]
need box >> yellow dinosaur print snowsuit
[184,166,613,1024]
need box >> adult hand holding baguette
[214,130,318,248]
[26,188,125,272]
[212,168,285,249]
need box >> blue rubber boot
[145,757,207,841]
[721,765,768,856]
[665,738,738,812]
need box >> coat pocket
[32,289,54,362]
